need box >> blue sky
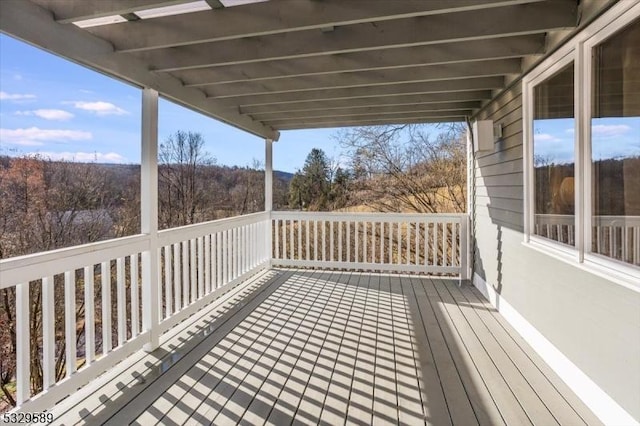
[0,34,345,173]
[534,117,640,165]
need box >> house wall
[472,83,640,423]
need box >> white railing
[535,214,640,265]
[271,212,469,278]
[535,214,576,246]
[0,212,270,413]
[156,212,270,334]
[0,235,151,413]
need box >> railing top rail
[271,211,467,222]
[536,214,640,226]
[591,215,640,226]
[0,233,150,271]
[0,234,150,290]
[1,212,271,289]
[157,211,269,245]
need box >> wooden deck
[50,269,601,425]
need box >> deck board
[403,275,471,426]
[427,278,533,425]
[318,271,369,425]
[389,275,425,425]
[439,279,558,425]
[50,269,602,426]
[345,272,377,425]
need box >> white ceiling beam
[205,59,521,98]
[83,0,544,52]
[239,91,493,115]
[265,111,473,125]
[30,0,195,23]
[215,77,505,107]
[269,115,469,130]
[133,1,576,71]
[0,0,279,140]
[248,102,481,121]
[176,35,544,86]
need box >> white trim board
[472,273,639,426]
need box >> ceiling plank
[214,77,505,107]
[31,0,195,23]
[0,0,279,140]
[239,91,493,115]
[248,102,481,121]
[205,59,521,98]
[176,35,544,86]
[83,0,544,51]
[133,1,576,72]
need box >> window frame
[523,47,579,260]
[522,1,640,286]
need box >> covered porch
[0,0,633,424]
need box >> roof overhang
[0,0,617,139]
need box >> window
[590,20,640,266]
[533,62,575,246]
[524,3,640,281]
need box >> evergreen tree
[329,167,351,209]
[288,148,331,210]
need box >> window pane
[533,62,575,245]
[591,19,640,266]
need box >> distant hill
[0,156,294,181]
[274,170,294,182]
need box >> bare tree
[337,123,467,214]
[229,160,265,215]
[158,131,215,228]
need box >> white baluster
[42,276,55,389]
[101,262,111,353]
[131,254,139,337]
[65,271,76,376]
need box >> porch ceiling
[0,0,610,139]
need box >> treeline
[1,125,468,260]
[0,134,290,260]
[534,156,640,215]
[288,123,468,214]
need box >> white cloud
[16,109,75,121]
[26,151,126,163]
[566,124,631,137]
[533,133,561,142]
[69,101,128,116]
[0,91,36,101]
[592,124,631,137]
[0,127,92,146]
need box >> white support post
[141,88,160,352]
[265,138,273,265]
[265,138,273,212]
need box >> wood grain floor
[50,269,601,425]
